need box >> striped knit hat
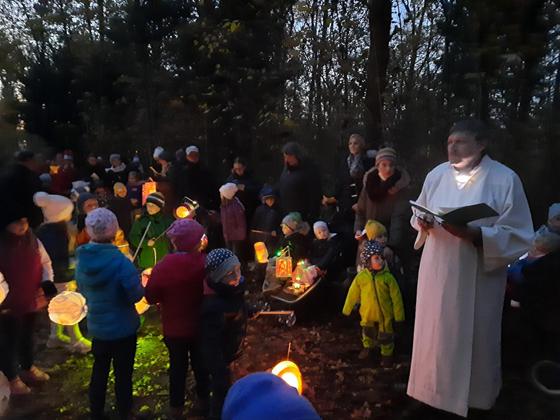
[146,191,165,209]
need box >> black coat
[178,162,219,210]
[309,236,341,271]
[278,232,312,262]
[250,204,281,241]
[81,163,108,186]
[226,171,260,219]
[108,196,133,236]
[334,154,373,221]
[277,160,322,222]
[36,222,72,283]
[0,163,43,228]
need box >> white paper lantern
[48,291,88,325]
[0,272,9,305]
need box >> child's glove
[40,281,58,298]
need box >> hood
[76,243,122,286]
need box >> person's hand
[355,230,363,241]
[147,239,155,247]
[383,246,394,263]
[417,215,434,232]
[131,198,139,207]
[237,184,245,191]
[442,222,481,244]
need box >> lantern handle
[287,342,291,361]
[132,221,152,261]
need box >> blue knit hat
[222,373,320,420]
[360,240,385,268]
[259,185,276,200]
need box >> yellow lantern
[0,272,8,305]
[135,297,150,315]
[48,291,88,326]
[254,242,269,263]
[275,256,293,278]
[141,181,158,206]
[271,360,303,394]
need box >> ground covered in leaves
[3,281,560,420]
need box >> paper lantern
[254,242,269,263]
[0,272,9,305]
[141,268,153,287]
[175,196,199,219]
[271,360,303,394]
[48,291,88,326]
[275,256,293,278]
[135,297,150,315]
[141,181,158,206]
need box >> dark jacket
[334,154,373,221]
[108,196,133,236]
[309,235,341,271]
[36,222,72,283]
[0,163,43,228]
[278,232,312,262]
[82,163,108,186]
[145,252,205,338]
[277,160,322,222]
[250,204,282,250]
[129,211,174,269]
[179,162,219,210]
[226,171,260,219]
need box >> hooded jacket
[76,243,144,340]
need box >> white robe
[406,156,533,417]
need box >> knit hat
[153,146,164,159]
[220,183,238,200]
[313,221,329,236]
[260,185,276,200]
[85,208,119,242]
[375,147,397,165]
[109,153,121,162]
[166,219,205,252]
[360,240,385,268]
[33,192,74,223]
[185,145,200,155]
[548,203,560,221]
[77,192,97,214]
[281,142,305,160]
[158,150,174,163]
[281,212,310,236]
[363,220,387,240]
[146,191,165,209]
[222,373,320,420]
[205,248,240,289]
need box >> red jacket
[145,251,205,338]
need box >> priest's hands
[442,222,482,245]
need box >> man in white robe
[407,120,534,417]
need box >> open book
[410,201,498,225]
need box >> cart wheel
[530,360,560,397]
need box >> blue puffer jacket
[76,243,144,340]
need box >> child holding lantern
[129,191,174,270]
[278,212,312,262]
[250,186,281,253]
[219,182,247,258]
[76,208,144,420]
[342,240,404,366]
[145,219,210,418]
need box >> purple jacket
[221,198,247,242]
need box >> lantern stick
[132,221,152,261]
[287,342,292,361]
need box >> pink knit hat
[166,219,205,252]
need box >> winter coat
[221,198,247,243]
[0,163,43,228]
[108,196,133,236]
[127,182,143,208]
[129,211,174,269]
[81,163,107,186]
[0,231,53,315]
[226,171,261,219]
[145,252,205,338]
[36,222,73,283]
[76,243,143,340]
[354,168,412,254]
[277,160,322,222]
[309,235,341,271]
[105,164,129,188]
[334,154,373,221]
[342,265,404,329]
[250,204,282,249]
[278,232,312,262]
[179,162,219,210]
[51,166,77,195]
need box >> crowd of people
[0,119,558,419]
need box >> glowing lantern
[271,360,303,394]
[0,272,9,305]
[275,256,293,278]
[141,268,153,287]
[175,196,199,219]
[254,242,269,263]
[48,291,88,326]
[135,297,150,315]
[141,181,158,206]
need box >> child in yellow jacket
[342,240,404,366]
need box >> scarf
[366,169,402,202]
[347,154,365,179]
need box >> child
[129,191,174,270]
[108,182,133,236]
[76,208,144,419]
[0,212,57,395]
[201,249,248,420]
[278,212,311,262]
[309,221,341,274]
[342,240,404,366]
[145,219,209,418]
[76,192,99,246]
[219,183,247,258]
[250,186,281,253]
[126,171,144,209]
[34,192,91,354]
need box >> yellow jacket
[342,265,404,329]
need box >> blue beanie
[222,373,320,420]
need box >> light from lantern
[254,242,269,263]
[275,256,293,278]
[271,360,303,394]
[48,291,88,326]
[135,297,150,315]
[175,205,191,219]
[293,282,301,289]
[141,268,153,287]
[0,272,8,305]
[141,181,158,206]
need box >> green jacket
[129,212,174,269]
[342,265,404,329]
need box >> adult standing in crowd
[50,151,77,196]
[407,119,534,417]
[277,142,322,222]
[82,153,107,186]
[226,157,260,221]
[180,145,219,211]
[0,151,43,228]
[354,147,411,260]
[105,154,128,187]
[323,133,373,233]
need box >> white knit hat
[548,203,560,221]
[33,192,74,223]
[86,208,119,242]
[219,183,238,200]
[153,146,164,159]
[185,145,200,155]
[313,221,329,236]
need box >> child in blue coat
[76,208,144,420]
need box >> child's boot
[9,377,31,395]
[20,365,50,383]
[46,323,70,348]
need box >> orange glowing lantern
[0,272,9,305]
[254,242,269,263]
[135,297,150,315]
[141,181,158,206]
[271,360,303,394]
[48,291,88,325]
[175,196,199,219]
[275,256,293,278]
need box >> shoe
[10,377,31,395]
[68,339,92,354]
[20,365,50,383]
[358,348,371,360]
